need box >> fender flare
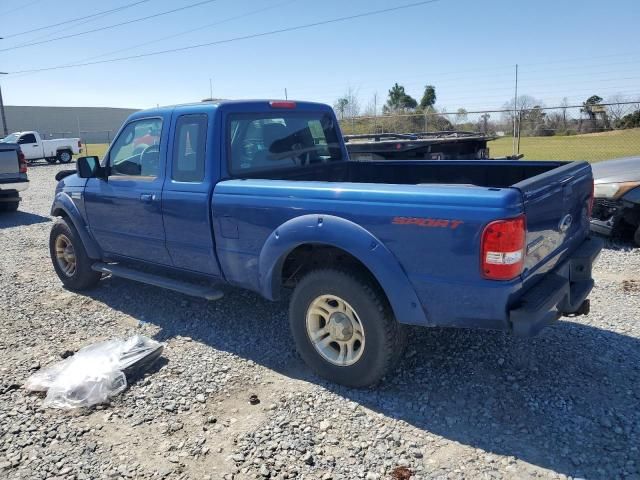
[258,214,429,326]
[50,192,102,259]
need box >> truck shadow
[79,279,638,478]
[0,210,50,228]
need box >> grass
[80,143,109,159]
[489,128,640,162]
[81,127,640,164]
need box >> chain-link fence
[339,101,640,162]
[37,130,114,144]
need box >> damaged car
[590,156,640,246]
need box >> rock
[195,394,206,403]
[319,420,331,432]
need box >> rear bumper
[509,236,603,337]
[0,177,29,194]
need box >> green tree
[334,98,349,120]
[420,85,436,109]
[582,95,608,131]
[384,83,417,112]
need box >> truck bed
[215,158,593,331]
[236,159,563,188]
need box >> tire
[57,150,73,164]
[0,200,19,212]
[45,157,58,164]
[634,225,640,247]
[289,269,406,388]
[49,218,101,290]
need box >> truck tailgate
[0,145,20,177]
[515,161,593,284]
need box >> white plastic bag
[25,335,163,409]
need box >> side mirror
[77,156,102,178]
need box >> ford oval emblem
[558,214,573,233]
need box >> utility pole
[284,88,288,100]
[512,64,518,156]
[0,72,8,136]
[373,93,377,133]
[209,78,213,99]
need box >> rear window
[228,112,343,174]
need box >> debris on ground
[25,335,164,409]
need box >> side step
[91,262,224,301]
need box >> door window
[18,133,37,144]
[109,118,163,177]
[172,115,207,182]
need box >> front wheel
[57,150,73,164]
[289,269,406,388]
[49,219,101,290]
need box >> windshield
[1,133,19,143]
[228,111,344,174]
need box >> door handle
[140,193,156,203]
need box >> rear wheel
[289,269,406,388]
[49,219,101,290]
[45,157,57,164]
[57,150,72,164]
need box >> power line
[5,0,300,82]
[2,0,155,39]
[0,0,45,16]
[0,0,221,52]
[55,0,300,65]
[8,0,442,74]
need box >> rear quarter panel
[212,180,524,328]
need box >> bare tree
[362,92,378,117]
[455,108,468,126]
[606,94,629,123]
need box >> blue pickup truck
[50,100,602,387]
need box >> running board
[91,262,224,301]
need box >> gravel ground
[1,162,639,480]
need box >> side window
[108,118,163,177]
[19,133,37,144]
[172,115,207,182]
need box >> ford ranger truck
[49,100,603,387]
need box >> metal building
[1,105,139,144]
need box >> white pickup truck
[0,131,82,164]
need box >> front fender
[51,192,102,259]
[258,214,429,326]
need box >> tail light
[269,101,296,109]
[18,150,28,174]
[78,140,82,148]
[481,215,526,280]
